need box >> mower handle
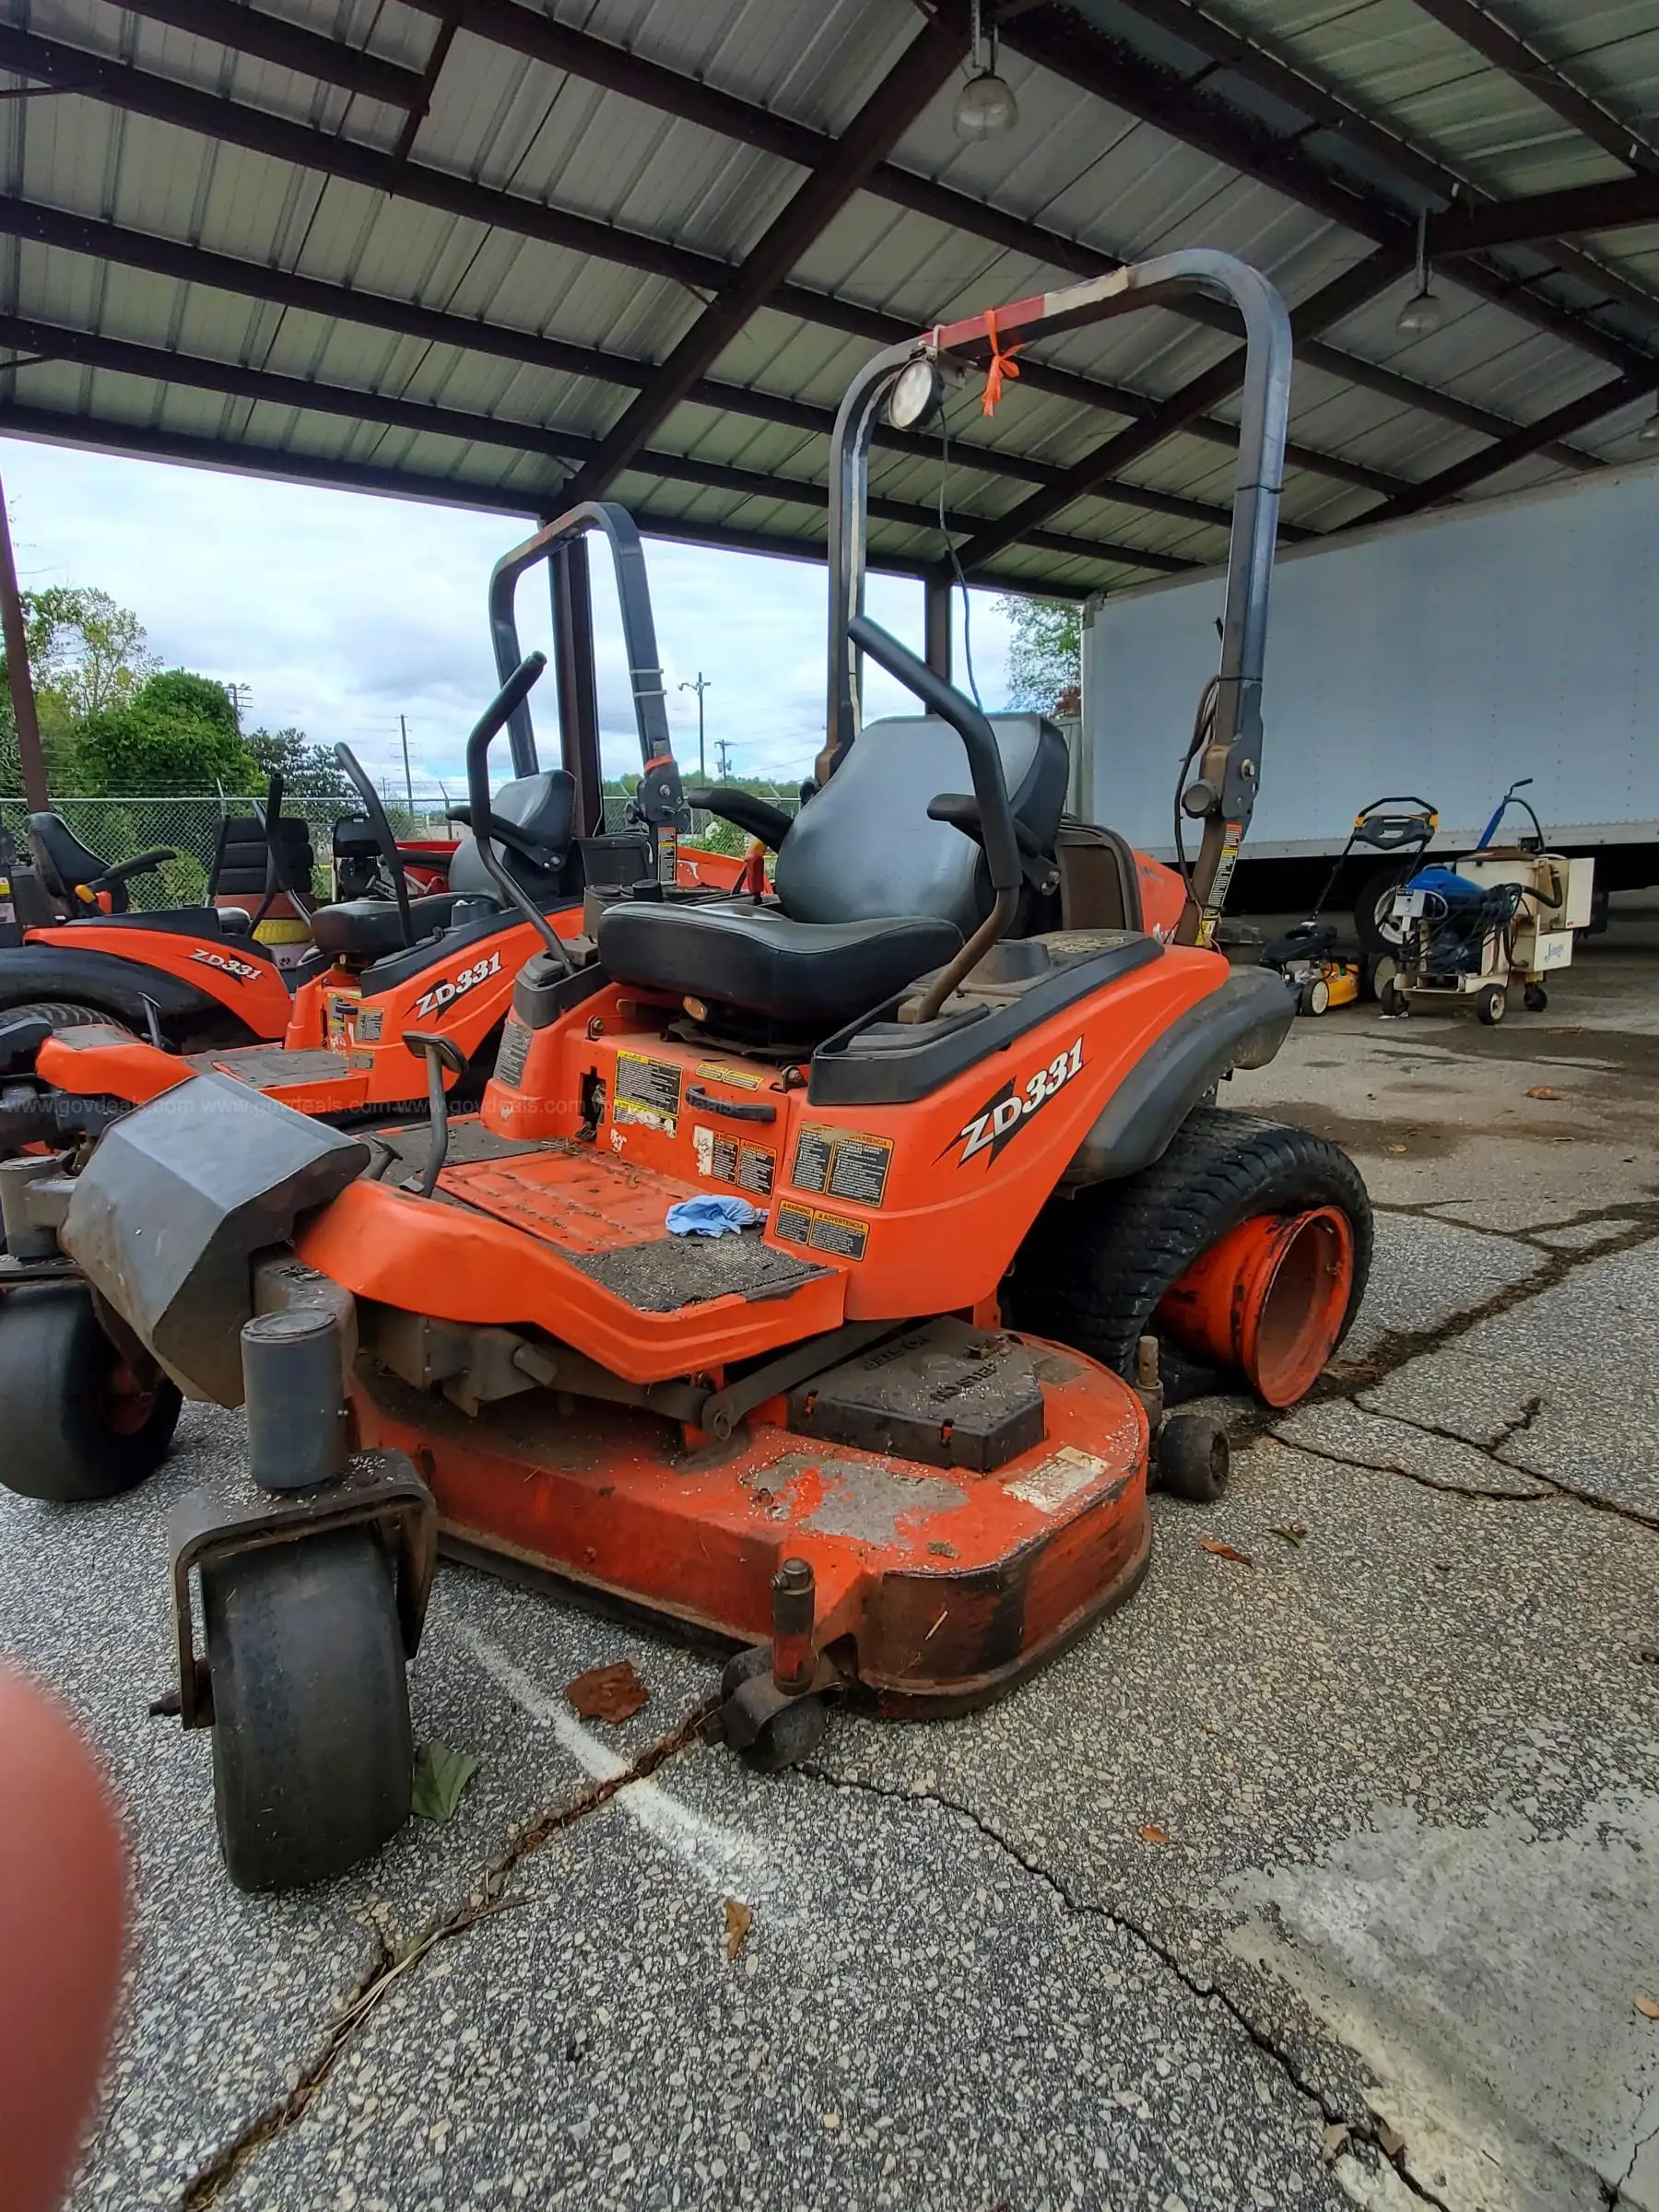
[1352,795,1438,853]
[845,615,1021,900]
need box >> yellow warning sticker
[694,1060,763,1091]
[791,1124,894,1208]
[773,1202,868,1261]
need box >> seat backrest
[448,769,577,905]
[774,713,1068,935]
[28,812,112,905]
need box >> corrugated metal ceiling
[2,0,1656,595]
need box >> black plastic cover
[60,1072,370,1406]
[787,1316,1044,1472]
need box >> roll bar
[462,652,571,968]
[822,251,1292,946]
[488,500,678,794]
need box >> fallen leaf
[1385,1143,1407,1154]
[1271,1523,1309,1546]
[565,1659,647,1724]
[1199,1536,1253,1566]
[1138,1824,1171,1845]
[1524,1086,1561,1100]
[724,1898,753,1961]
[1636,1994,1659,2019]
[410,1741,480,1823]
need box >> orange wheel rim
[1157,1206,1356,1407]
[99,1359,158,1437]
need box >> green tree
[245,725,356,804]
[72,668,256,795]
[1,585,161,795]
[999,594,1083,714]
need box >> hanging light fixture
[1396,208,1445,337]
[953,0,1018,140]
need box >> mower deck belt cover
[59,1072,369,1405]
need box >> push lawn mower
[1378,779,1595,1023]
[12,253,1373,1893]
[0,508,744,1156]
[1260,794,1436,1015]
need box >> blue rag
[665,1194,765,1238]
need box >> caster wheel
[202,1526,413,1890]
[741,1694,829,1774]
[0,1284,181,1500]
[720,1644,771,1700]
[1524,983,1547,1012]
[1157,1414,1230,1503]
[1378,978,1406,1018]
[1476,984,1508,1026]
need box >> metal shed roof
[3,0,1658,597]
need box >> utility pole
[714,735,735,781]
[399,714,414,814]
[678,672,712,780]
[0,472,47,810]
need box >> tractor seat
[310,893,463,964]
[601,712,1067,1026]
[448,768,577,905]
[29,811,121,907]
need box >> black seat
[448,770,577,905]
[600,713,1068,1026]
[28,812,110,900]
[310,894,462,964]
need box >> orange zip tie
[981,306,1023,416]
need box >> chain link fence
[34,785,806,907]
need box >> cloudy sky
[1,434,1016,800]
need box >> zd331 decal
[414,949,501,1020]
[954,1037,1085,1167]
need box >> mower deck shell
[350,1335,1149,1715]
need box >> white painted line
[453,1622,767,1900]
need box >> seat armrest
[96,846,177,888]
[927,793,1043,858]
[685,785,793,851]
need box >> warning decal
[614,1050,682,1131]
[773,1202,868,1262]
[693,1124,776,1196]
[790,1124,894,1208]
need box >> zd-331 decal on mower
[189,947,263,983]
[414,949,502,1020]
[954,1037,1085,1167]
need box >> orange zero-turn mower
[20,252,1371,1893]
[0,505,743,1158]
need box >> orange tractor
[8,252,1367,1891]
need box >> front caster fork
[709,1556,841,1772]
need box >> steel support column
[924,570,953,683]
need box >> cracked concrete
[4,912,1659,2211]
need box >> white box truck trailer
[1079,455,1659,941]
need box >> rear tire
[1006,1108,1372,1405]
[1476,984,1507,1026]
[0,998,119,1040]
[0,1283,181,1500]
[202,1526,413,1891]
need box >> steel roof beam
[0,311,1192,578]
[1004,5,1659,379]
[1432,173,1659,255]
[405,0,1475,474]
[1406,0,1659,176]
[0,401,1090,594]
[1358,369,1659,522]
[115,0,427,110]
[560,6,971,502]
[1105,0,1659,332]
[0,194,1265,535]
[0,27,1395,504]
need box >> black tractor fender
[0,944,245,1038]
[1061,967,1294,1188]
